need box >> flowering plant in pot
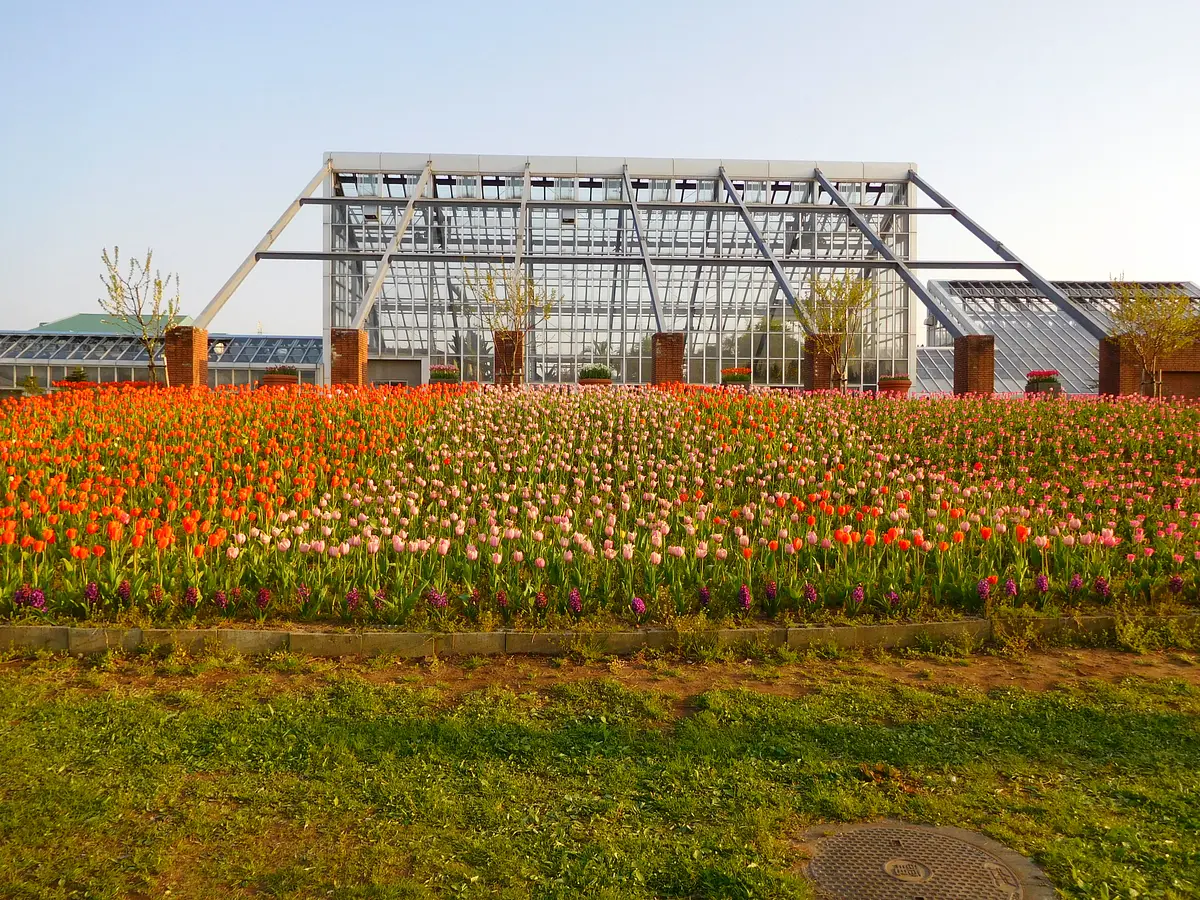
[1025,369,1063,396]
[877,372,912,397]
[721,366,751,385]
[578,363,614,385]
[260,365,299,388]
[430,363,461,384]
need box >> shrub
[579,363,614,380]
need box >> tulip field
[2,384,1198,627]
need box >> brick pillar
[652,332,685,385]
[1098,337,1144,396]
[164,326,208,387]
[802,334,835,391]
[493,330,525,385]
[330,328,368,386]
[953,335,995,395]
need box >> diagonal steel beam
[813,168,976,340]
[718,168,812,335]
[622,167,664,333]
[196,161,331,330]
[513,163,531,271]
[907,169,1108,340]
[351,163,432,330]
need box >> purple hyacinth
[346,587,360,612]
[1168,575,1184,595]
[631,596,646,616]
[1035,574,1050,594]
[83,582,100,608]
[850,584,864,605]
[297,584,311,605]
[256,587,271,610]
[231,587,243,605]
[469,587,481,607]
[536,591,548,609]
[117,580,131,604]
[885,590,900,608]
[13,585,46,612]
[374,589,386,611]
[496,589,509,609]
[1093,576,1111,599]
[1004,578,1018,598]
[738,583,752,611]
[183,586,200,608]
[427,588,449,610]
[568,587,582,614]
[149,584,164,606]
[1068,574,1083,593]
[698,585,711,607]
[977,579,991,602]
[765,580,778,602]
[214,589,229,611]
[803,583,818,606]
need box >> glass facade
[326,159,917,388]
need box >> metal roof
[914,280,1200,394]
[324,153,919,181]
[30,313,193,335]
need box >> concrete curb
[0,614,1194,659]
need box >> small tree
[462,264,557,384]
[801,272,878,388]
[98,247,181,386]
[1109,281,1200,398]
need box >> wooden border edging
[0,614,1197,659]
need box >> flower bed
[721,367,751,385]
[429,364,461,384]
[1,385,1197,628]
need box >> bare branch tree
[1109,281,1200,398]
[461,264,558,384]
[98,247,181,385]
[801,272,878,388]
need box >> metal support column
[907,169,1108,341]
[622,167,665,333]
[813,168,975,340]
[351,163,433,330]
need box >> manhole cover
[799,821,1056,900]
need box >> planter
[493,330,524,386]
[430,377,461,385]
[720,380,750,387]
[578,378,613,386]
[259,373,298,388]
[1025,381,1063,397]
[877,376,912,397]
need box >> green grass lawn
[1,648,1198,899]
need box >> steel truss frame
[199,154,1097,386]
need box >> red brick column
[953,335,995,395]
[802,334,835,391]
[330,328,368,386]
[652,332,685,385]
[494,330,525,385]
[164,326,208,387]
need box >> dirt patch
[7,647,1199,711]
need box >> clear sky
[1,0,1197,335]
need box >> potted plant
[463,265,557,385]
[430,363,461,384]
[721,366,751,386]
[260,365,299,388]
[877,372,912,397]
[578,363,614,386]
[1025,369,1063,396]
